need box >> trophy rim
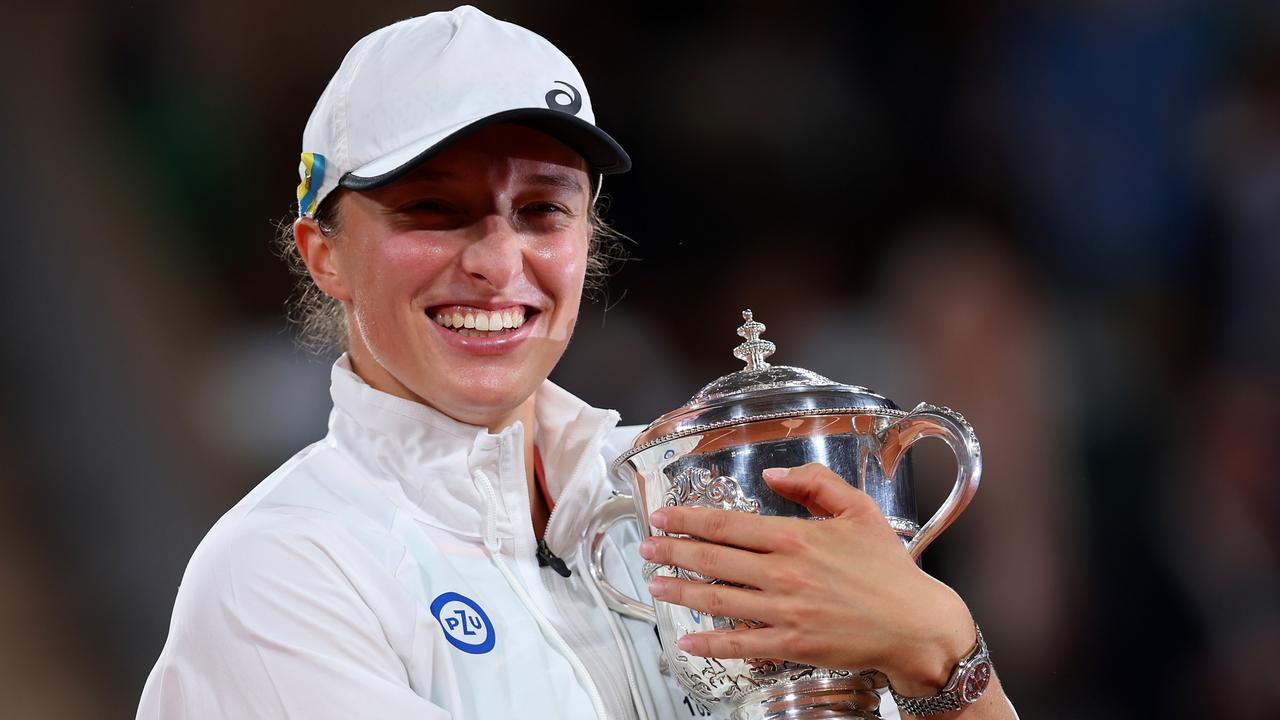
[613,404,909,472]
[729,674,885,720]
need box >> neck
[345,345,533,431]
[344,350,548,535]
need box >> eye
[520,201,569,216]
[401,199,456,214]
[388,198,468,231]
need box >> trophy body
[584,312,982,720]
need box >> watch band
[890,624,993,716]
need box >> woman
[138,7,1017,719]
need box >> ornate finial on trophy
[733,309,776,370]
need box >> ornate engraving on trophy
[673,655,725,700]
[674,652,859,706]
[661,466,762,583]
[663,466,762,514]
[674,654,758,702]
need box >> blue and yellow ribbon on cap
[296,152,327,217]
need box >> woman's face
[298,124,593,429]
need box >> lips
[422,299,537,348]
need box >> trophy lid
[623,310,901,459]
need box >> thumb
[762,463,873,518]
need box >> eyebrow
[397,169,585,196]
[399,169,461,184]
[525,172,585,195]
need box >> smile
[430,305,528,338]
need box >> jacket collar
[325,355,620,554]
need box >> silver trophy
[583,310,982,720]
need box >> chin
[428,378,537,427]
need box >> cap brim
[340,108,631,191]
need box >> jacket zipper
[523,445,631,713]
[536,538,573,577]
[471,467,610,720]
[533,449,574,577]
[543,454,650,720]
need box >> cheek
[535,234,590,297]
[349,235,454,304]
[382,233,455,266]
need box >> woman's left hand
[638,462,977,696]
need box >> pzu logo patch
[430,592,496,655]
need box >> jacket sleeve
[137,514,457,719]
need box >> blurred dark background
[2,0,1278,717]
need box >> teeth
[431,306,528,333]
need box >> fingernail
[648,577,669,597]
[763,467,790,481]
[677,635,694,651]
[649,509,669,529]
[639,538,658,560]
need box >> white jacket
[137,355,690,719]
[138,356,900,719]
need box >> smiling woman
[137,6,1017,720]
[293,125,596,430]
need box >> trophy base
[729,677,883,720]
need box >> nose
[459,215,523,289]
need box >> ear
[294,217,353,302]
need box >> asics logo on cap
[544,81,582,115]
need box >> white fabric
[301,5,601,213]
[136,355,690,719]
[137,355,901,719]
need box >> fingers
[762,463,877,518]
[650,505,792,552]
[648,575,778,627]
[640,535,767,587]
[675,626,791,660]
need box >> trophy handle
[878,403,982,560]
[582,492,658,623]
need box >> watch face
[960,659,993,704]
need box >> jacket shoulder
[140,501,439,719]
[180,440,408,613]
[602,424,645,461]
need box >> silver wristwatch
[890,625,993,716]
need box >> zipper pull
[536,538,573,578]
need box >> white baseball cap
[296,5,630,217]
